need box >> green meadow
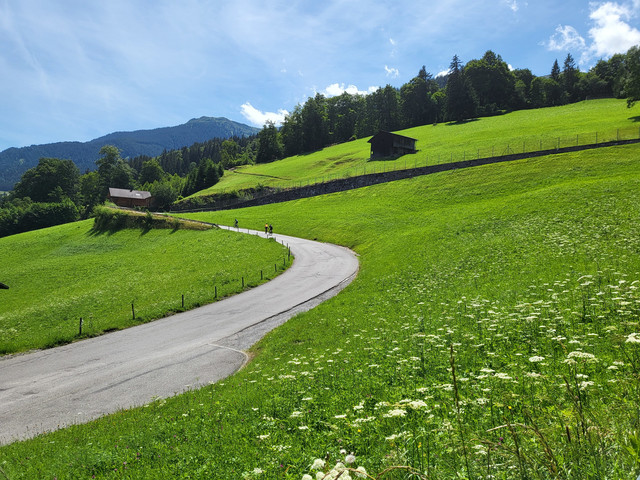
[2,141,639,478]
[0,218,291,355]
[192,98,639,197]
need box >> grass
[0,217,291,355]
[189,98,640,198]
[1,143,639,478]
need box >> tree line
[1,45,639,237]
[255,46,640,163]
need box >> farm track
[0,227,359,445]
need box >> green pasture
[0,220,291,354]
[193,98,639,197]
[2,143,640,478]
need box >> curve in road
[0,227,359,445]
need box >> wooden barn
[108,188,153,208]
[368,131,417,159]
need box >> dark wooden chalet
[368,131,417,159]
[108,188,153,208]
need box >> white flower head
[529,355,545,363]
[383,408,407,417]
[311,459,325,470]
[567,351,598,363]
[345,454,356,464]
[626,332,640,344]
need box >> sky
[1,0,639,152]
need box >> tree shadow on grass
[445,118,480,126]
[628,115,640,122]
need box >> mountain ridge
[0,117,258,191]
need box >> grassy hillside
[2,143,639,478]
[191,98,639,198]
[0,219,290,355]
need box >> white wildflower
[626,332,640,344]
[384,408,407,417]
[529,355,545,363]
[311,459,325,470]
[355,466,367,478]
[566,351,598,362]
[345,454,356,464]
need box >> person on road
[234,219,238,228]
[269,224,273,234]
[265,223,269,234]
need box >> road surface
[0,227,358,445]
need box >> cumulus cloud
[587,1,640,58]
[240,102,288,127]
[545,1,640,63]
[435,69,450,78]
[547,25,587,51]
[322,83,378,97]
[384,65,399,78]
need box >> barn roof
[108,188,152,200]
[367,131,417,143]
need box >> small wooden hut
[368,131,417,159]
[108,188,153,208]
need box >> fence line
[174,124,640,212]
[74,245,293,338]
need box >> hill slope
[189,98,638,198]
[3,143,640,477]
[0,117,258,190]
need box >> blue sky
[1,0,639,152]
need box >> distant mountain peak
[0,117,259,190]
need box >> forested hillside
[0,117,258,191]
[255,46,640,163]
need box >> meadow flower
[354,466,367,478]
[566,351,598,363]
[626,332,640,344]
[384,408,407,417]
[290,411,303,418]
[311,459,325,470]
[529,355,545,363]
[345,454,356,464]
[302,475,313,480]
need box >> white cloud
[389,37,397,46]
[545,1,640,64]
[587,1,640,58]
[384,65,399,78]
[547,25,587,51]
[322,83,378,97]
[435,69,450,78]
[240,102,288,127]
[504,0,519,12]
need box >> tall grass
[2,143,639,478]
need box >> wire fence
[178,124,640,211]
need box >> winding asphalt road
[0,227,358,445]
